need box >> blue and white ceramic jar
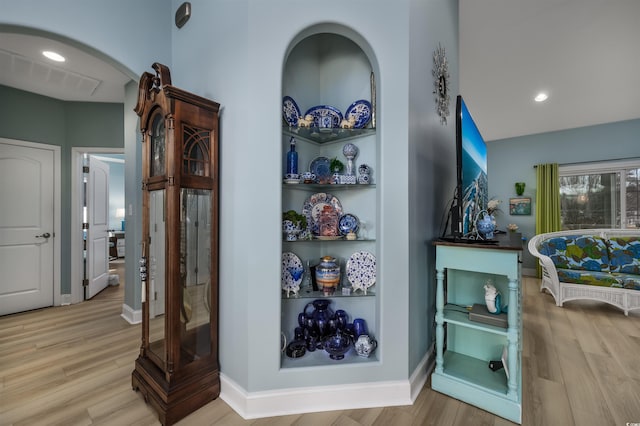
[476,214,496,239]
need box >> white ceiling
[2,0,639,141]
[0,33,131,103]
[460,0,640,141]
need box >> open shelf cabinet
[432,235,523,424]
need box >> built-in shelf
[280,346,378,369]
[283,126,376,145]
[282,288,376,300]
[282,238,375,243]
[280,33,378,372]
[283,183,376,190]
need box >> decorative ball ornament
[432,43,451,125]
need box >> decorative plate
[281,252,303,295]
[345,100,372,129]
[346,251,376,293]
[302,192,343,235]
[309,156,332,183]
[304,105,343,128]
[282,96,301,127]
[338,213,359,236]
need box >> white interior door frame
[0,138,61,306]
[70,147,124,304]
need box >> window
[559,160,640,230]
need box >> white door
[85,156,110,299]
[0,141,54,316]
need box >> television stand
[432,235,523,423]
[438,236,498,245]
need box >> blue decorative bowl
[323,333,351,360]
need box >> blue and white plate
[345,100,372,129]
[282,96,301,127]
[309,156,332,183]
[302,192,343,236]
[282,252,303,293]
[338,213,359,236]
[347,251,376,293]
[304,105,343,128]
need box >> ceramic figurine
[297,114,314,127]
[358,163,371,184]
[484,281,502,314]
[355,334,377,358]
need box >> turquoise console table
[432,235,522,423]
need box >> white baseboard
[60,294,72,306]
[410,343,434,401]
[220,347,434,420]
[121,303,142,324]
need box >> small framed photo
[509,197,531,215]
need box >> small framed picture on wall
[509,197,531,215]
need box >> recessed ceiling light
[534,92,548,102]
[42,50,65,62]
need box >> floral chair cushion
[540,236,610,272]
[606,237,640,274]
[612,273,640,290]
[557,268,623,288]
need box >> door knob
[36,232,51,239]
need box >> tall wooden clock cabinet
[131,63,220,426]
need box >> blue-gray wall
[488,118,640,272]
[1,0,457,401]
[408,0,458,380]
[0,84,124,293]
[168,0,459,392]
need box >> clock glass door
[179,188,212,365]
[148,188,167,368]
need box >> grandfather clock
[132,63,220,426]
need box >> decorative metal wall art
[432,43,451,125]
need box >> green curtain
[535,163,561,276]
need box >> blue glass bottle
[287,137,298,175]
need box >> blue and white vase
[476,213,496,239]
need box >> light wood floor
[1,273,639,426]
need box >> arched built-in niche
[279,28,380,368]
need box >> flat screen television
[451,95,488,238]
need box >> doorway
[71,148,126,304]
[0,138,61,316]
